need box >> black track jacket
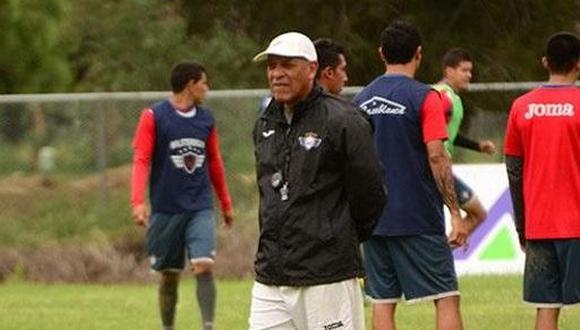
[252,86,387,286]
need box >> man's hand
[132,203,150,227]
[448,213,469,249]
[222,209,234,229]
[479,140,496,155]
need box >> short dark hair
[170,61,206,93]
[380,21,421,65]
[314,38,347,78]
[545,32,580,74]
[441,48,472,71]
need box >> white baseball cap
[253,32,317,62]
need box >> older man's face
[267,56,317,107]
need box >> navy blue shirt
[353,74,445,236]
[149,100,214,214]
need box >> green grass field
[1,275,579,329]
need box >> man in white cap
[249,32,387,330]
[257,37,349,114]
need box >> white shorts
[248,278,365,330]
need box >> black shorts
[453,175,474,207]
[363,234,459,304]
[524,239,580,307]
[147,210,215,272]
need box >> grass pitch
[1,275,579,329]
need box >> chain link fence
[0,82,568,281]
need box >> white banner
[447,164,525,275]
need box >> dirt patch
[68,165,131,192]
[0,242,151,284]
[0,165,131,200]
[0,230,256,283]
[0,165,258,282]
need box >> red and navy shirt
[504,85,580,239]
[130,100,232,214]
[353,74,448,236]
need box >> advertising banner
[449,164,524,275]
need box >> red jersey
[504,85,580,239]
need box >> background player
[131,61,234,330]
[504,32,580,330]
[354,21,466,330]
[433,48,496,236]
[313,38,349,95]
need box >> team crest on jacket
[169,138,206,174]
[298,132,322,151]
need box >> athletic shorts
[453,175,474,207]
[249,279,365,330]
[524,239,580,307]
[147,209,215,272]
[363,234,459,304]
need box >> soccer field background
[0,88,519,282]
[0,89,578,328]
[1,275,579,329]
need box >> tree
[62,0,262,91]
[176,0,579,86]
[0,0,72,93]
[62,0,192,92]
[0,0,71,144]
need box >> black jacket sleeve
[505,155,525,246]
[454,134,480,151]
[342,110,387,242]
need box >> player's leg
[363,236,402,330]
[453,175,486,235]
[535,308,560,330]
[159,271,180,330]
[372,303,397,330]
[289,278,365,330]
[195,271,216,330]
[147,213,188,330]
[434,295,463,330]
[461,196,486,235]
[248,282,297,330]
[185,209,216,330]
[391,235,462,330]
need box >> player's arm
[454,134,496,155]
[504,101,525,249]
[426,141,466,248]
[505,155,525,248]
[342,110,387,242]
[422,91,467,248]
[130,109,155,227]
[206,126,234,228]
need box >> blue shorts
[363,234,459,304]
[453,175,474,207]
[147,209,215,272]
[524,239,580,307]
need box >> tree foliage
[0,0,72,143]
[61,0,193,91]
[178,0,579,85]
[0,0,72,93]
[59,0,262,91]
[0,0,578,93]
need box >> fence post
[96,103,108,208]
